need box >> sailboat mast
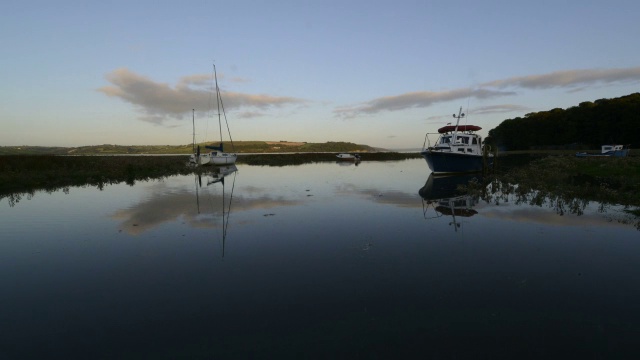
[214,64,223,148]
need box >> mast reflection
[195,164,238,257]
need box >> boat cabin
[602,145,625,153]
[433,129,484,156]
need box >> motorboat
[576,144,630,157]
[420,107,493,174]
[336,153,361,161]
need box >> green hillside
[0,141,379,156]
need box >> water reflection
[419,174,480,231]
[196,165,237,257]
[336,160,360,167]
[3,159,640,358]
[109,165,305,237]
[481,176,640,230]
[202,164,238,186]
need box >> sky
[2,0,640,150]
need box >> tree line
[487,93,640,151]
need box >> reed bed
[480,155,640,210]
[0,155,193,202]
[236,152,420,166]
[0,153,420,205]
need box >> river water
[1,159,639,358]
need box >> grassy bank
[0,155,194,194]
[486,155,640,208]
[237,152,420,166]
[0,153,420,205]
[4,152,638,210]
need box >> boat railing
[422,132,442,151]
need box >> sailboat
[190,64,238,166]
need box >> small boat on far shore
[576,144,630,158]
[336,153,361,161]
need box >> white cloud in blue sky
[2,0,640,148]
[97,68,306,125]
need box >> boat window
[441,136,451,144]
[472,138,478,145]
[459,136,469,144]
[467,148,473,153]
[458,148,465,153]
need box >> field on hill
[0,141,380,155]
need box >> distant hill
[0,141,380,155]
[487,93,640,151]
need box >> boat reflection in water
[419,173,481,231]
[195,164,238,257]
[336,153,361,166]
[336,160,361,167]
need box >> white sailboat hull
[190,152,237,166]
[210,153,237,165]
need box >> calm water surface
[2,159,639,358]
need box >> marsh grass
[0,155,195,206]
[465,155,640,229]
[0,153,420,206]
[508,155,640,206]
[236,152,420,166]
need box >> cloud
[111,182,303,235]
[236,111,267,119]
[98,68,307,125]
[470,104,531,115]
[334,88,516,119]
[480,67,640,89]
[335,66,640,118]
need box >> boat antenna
[465,96,471,127]
[192,108,195,154]
[453,107,464,141]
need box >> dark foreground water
[1,159,639,359]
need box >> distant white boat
[336,153,361,161]
[190,63,237,166]
[576,144,630,158]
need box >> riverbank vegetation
[469,155,640,229]
[0,155,195,206]
[499,156,639,203]
[2,153,638,217]
[0,153,420,205]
